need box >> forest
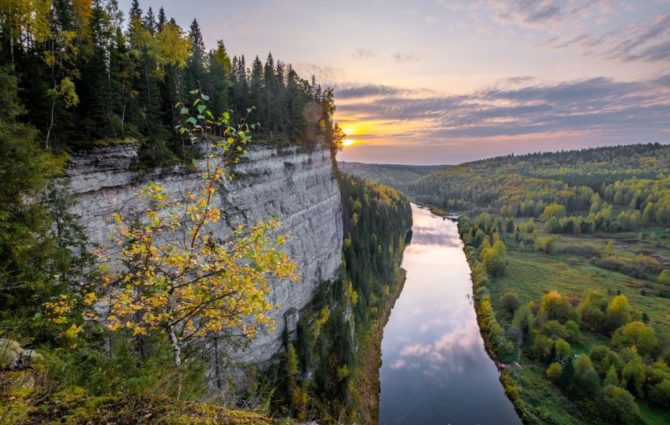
[267,173,412,424]
[407,144,670,425]
[0,0,342,165]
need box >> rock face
[66,144,343,366]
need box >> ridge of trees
[0,0,342,164]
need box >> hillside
[412,143,670,425]
[338,162,449,194]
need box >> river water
[379,204,522,425]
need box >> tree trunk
[46,98,56,149]
[168,324,182,368]
[213,336,222,390]
[121,101,126,135]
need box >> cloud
[334,84,407,99]
[392,52,422,64]
[293,63,345,84]
[546,14,670,64]
[488,0,608,26]
[336,74,670,141]
[353,48,377,60]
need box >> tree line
[0,0,341,164]
[411,144,670,230]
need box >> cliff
[66,143,343,369]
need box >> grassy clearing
[492,239,670,329]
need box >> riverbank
[457,233,531,425]
[352,268,407,425]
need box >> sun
[342,138,355,147]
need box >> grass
[638,402,670,425]
[0,370,274,425]
[491,243,670,329]
[505,366,598,425]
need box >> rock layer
[66,144,343,365]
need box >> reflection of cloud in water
[394,322,486,374]
[400,344,432,357]
[410,224,463,247]
[419,318,447,332]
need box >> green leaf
[180,107,189,115]
[186,117,197,125]
[201,94,210,101]
[197,104,206,114]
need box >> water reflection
[379,205,522,425]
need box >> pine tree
[185,19,206,93]
[249,55,264,127]
[142,7,156,34]
[157,7,166,31]
[208,40,232,119]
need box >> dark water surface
[379,205,522,425]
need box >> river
[379,204,522,425]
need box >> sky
[119,0,670,164]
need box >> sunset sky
[120,0,670,164]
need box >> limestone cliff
[66,143,343,367]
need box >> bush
[546,362,562,383]
[649,379,670,408]
[540,203,567,222]
[589,345,623,377]
[501,292,521,314]
[601,385,639,424]
[534,236,558,254]
[658,269,670,285]
[604,295,632,333]
[591,255,661,280]
[612,321,659,357]
[482,240,507,277]
[578,291,607,333]
[573,355,600,398]
[539,291,576,324]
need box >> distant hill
[411,142,670,212]
[339,162,450,194]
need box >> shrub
[658,269,670,285]
[539,291,576,324]
[534,236,558,254]
[572,355,600,398]
[612,321,659,357]
[649,379,670,408]
[546,362,562,383]
[540,203,567,222]
[501,292,521,314]
[604,295,632,333]
[589,345,623,377]
[601,385,639,424]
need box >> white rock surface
[66,144,343,365]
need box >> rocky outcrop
[0,338,41,370]
[66,143,343,368]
